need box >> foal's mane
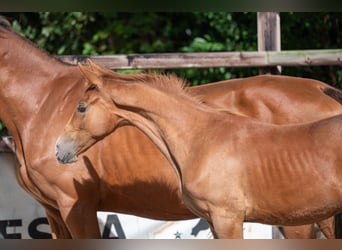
[107,71,205,106]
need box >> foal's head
[56,59,192,164]
[55,61,123,164]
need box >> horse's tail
[335,213,342,238]
[322,87,342,238]
[322,87,342,106]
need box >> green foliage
[6,12,339,85]
[280,13,342,87]
[174,12,258,84]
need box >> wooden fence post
[257,12,281,74]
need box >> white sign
[0,152,50,239]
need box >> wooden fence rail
[59,49,342,70]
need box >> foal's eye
[77,103,87,113]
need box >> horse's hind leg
[281,225,316,239]
[317,216,335,239]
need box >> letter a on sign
[102,214,126,239]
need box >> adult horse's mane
[0,15,72,66]
[0,16,12,30]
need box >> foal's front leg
[209,210,244,238]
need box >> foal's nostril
[55,144,60,157]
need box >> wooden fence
[59,49,342,70]
[58,12,342,71]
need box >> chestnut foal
[56,62,342,238]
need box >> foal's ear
[87,59,114,77]
[78,62,103,88]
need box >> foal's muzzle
[55,139,78,164]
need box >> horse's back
[190,75,342,124]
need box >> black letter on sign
[28,217,52,239]
[0,219,22,239]
[102,214,126,239]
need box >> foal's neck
[109,81,214,177]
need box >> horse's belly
[245,190,342,226]
[246,206,340,226]
[242,148,342,225]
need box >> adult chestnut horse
[56,62,342,238]
[0,16,341,238]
